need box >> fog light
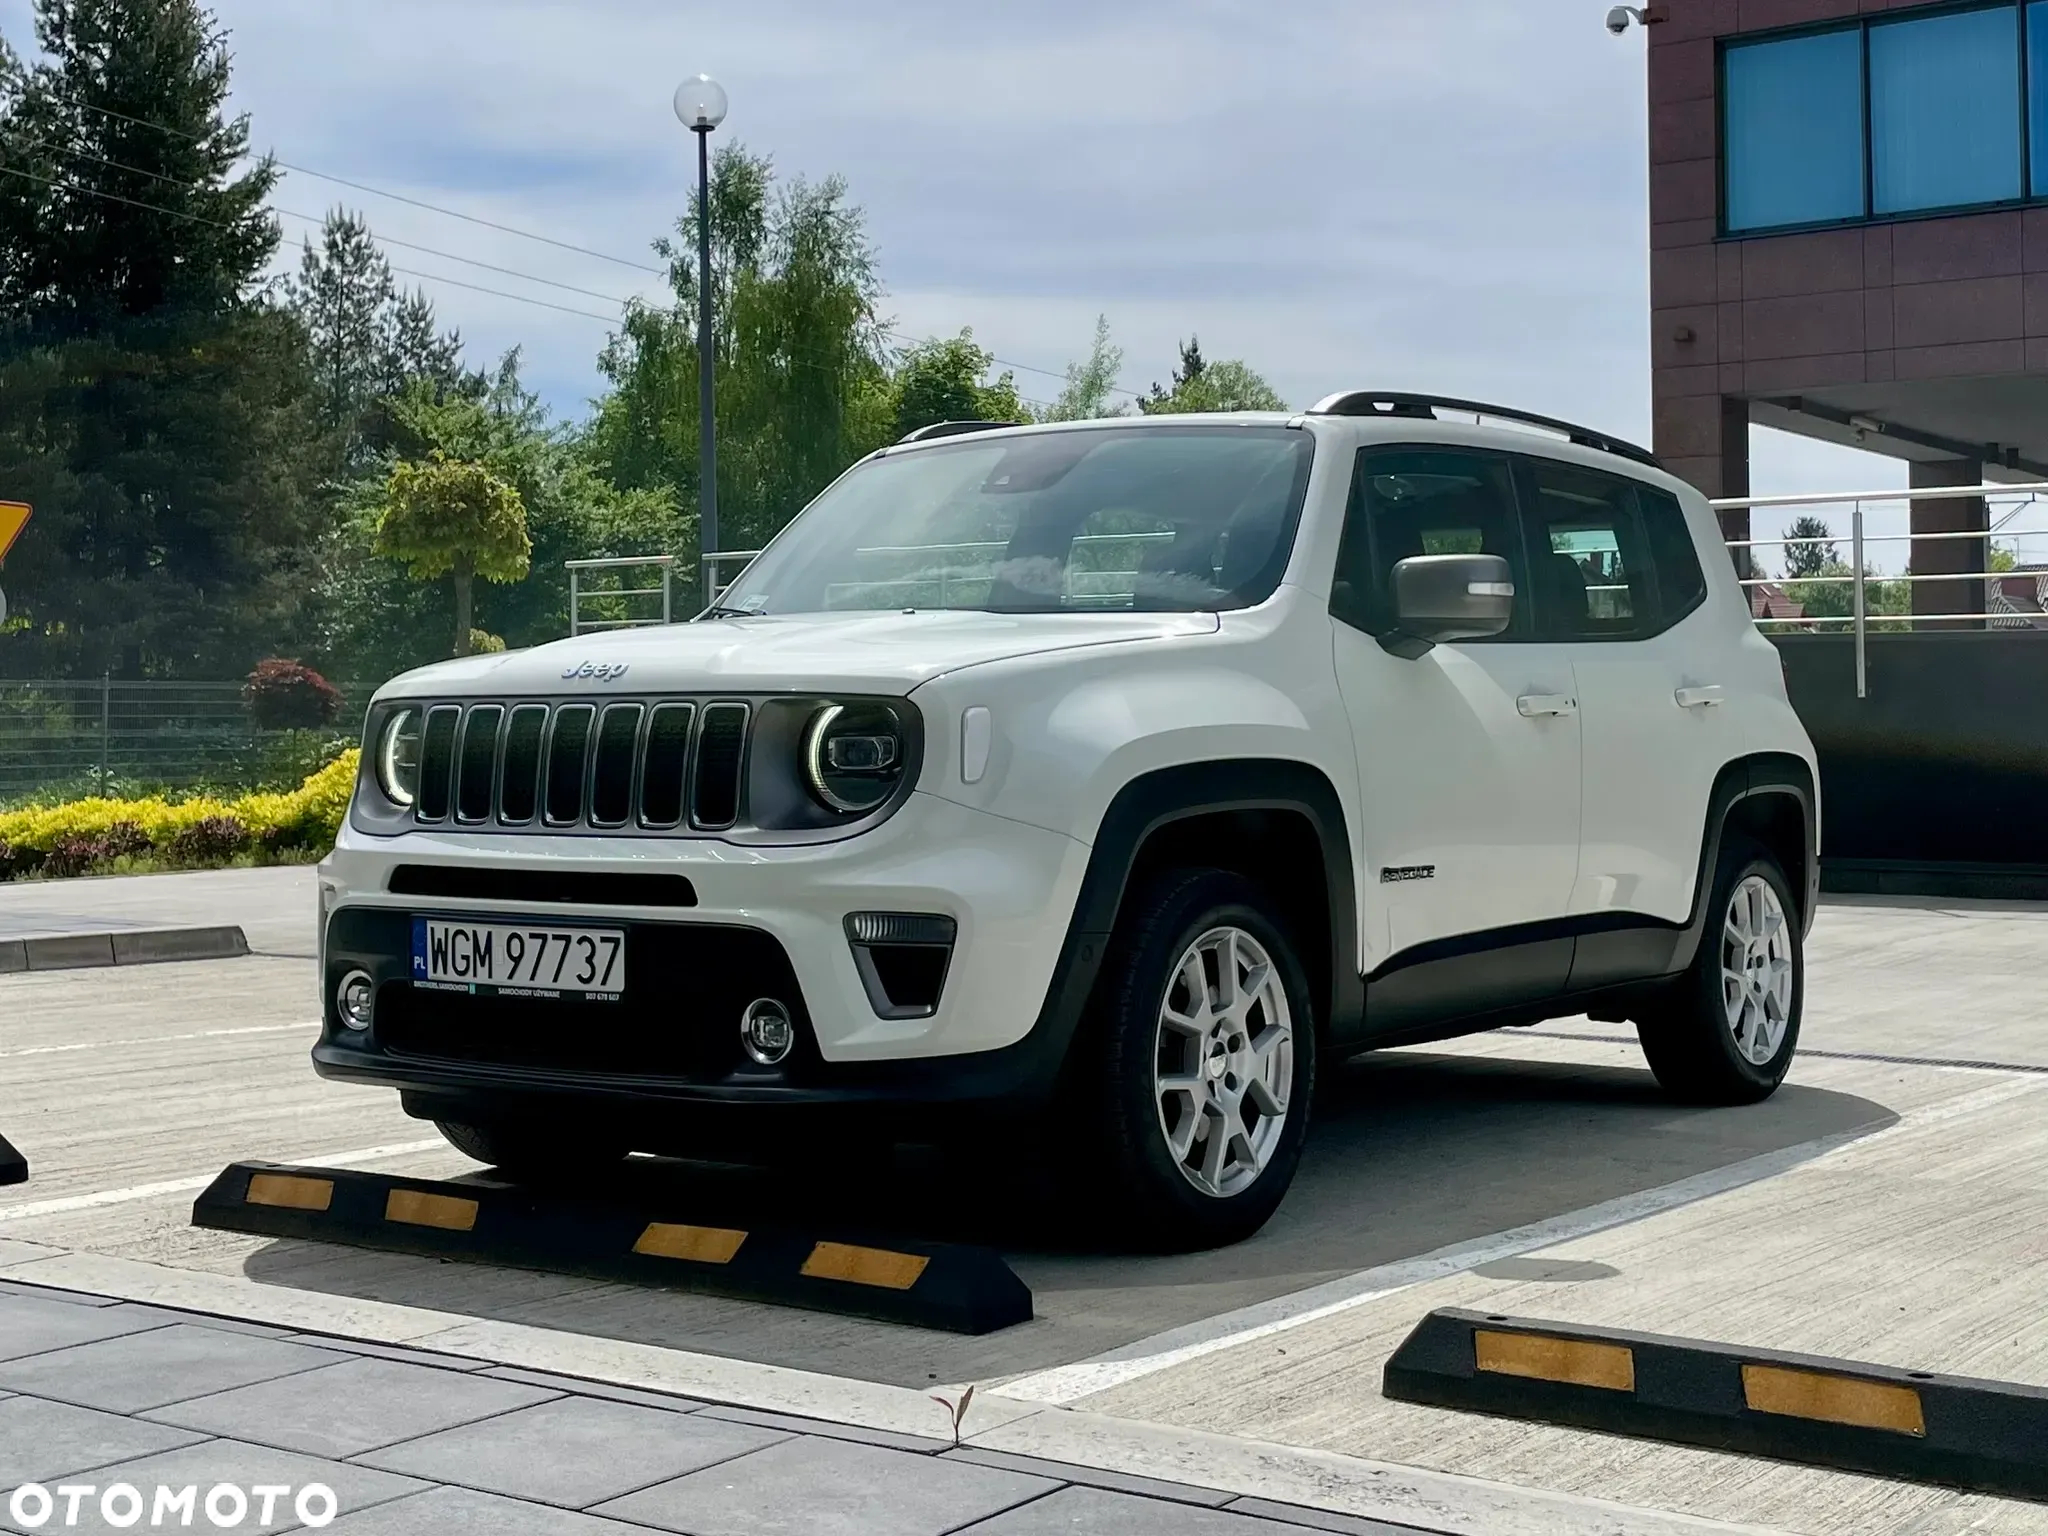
[337,970,375,1031]
[740,998,795,1066]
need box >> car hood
[374,610,1222,699]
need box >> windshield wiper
[697,605,759,620]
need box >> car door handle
[1674,685,1726,709]
[1516,693,1578,718]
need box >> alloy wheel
[1152,925,1294,1199]
[1720,873,1794,1066]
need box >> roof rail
[896,419,1027,445]
[1306,391,1661,469]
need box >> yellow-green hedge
[0,750,358,877]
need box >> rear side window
[1332,448,1528,638]
[1518,458,1658,640]
[1637,485,1708,624]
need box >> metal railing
[703,550,760,609]
[566,556,674,637]
[1713,482,2048,700]
[0,679,362,803]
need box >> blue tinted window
[1871,6,2021,214]
[2029,2,2048,194]
[1724,30,1867,232]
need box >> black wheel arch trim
[1671,752,1819,974]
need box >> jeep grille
[411,697,750,833]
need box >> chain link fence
[0,678,365,806]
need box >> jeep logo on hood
[562,661,631,682]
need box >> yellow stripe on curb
[634,1223,747,1265]
[245,1174,334,1213]
[384,1189,479,1232]
[1743,1364,1927,1436]
[800,1241,929,1291]
[1476,1330,1637,1393]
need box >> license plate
[410,918,625,1002]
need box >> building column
[1717,397,1753,579]
[1908,459,1988,629]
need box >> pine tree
[0,0,326,678]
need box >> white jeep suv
[316,394,1818,1248]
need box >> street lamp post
[674,74,728,590]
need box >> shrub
[166,815,252,864]
[244,659,343,731]
[0,749,360,880]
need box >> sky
[5,0,2044,571]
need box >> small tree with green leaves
[373,453,531,657]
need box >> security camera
[1606,5,1642,33]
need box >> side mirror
[1390,553,1514,648]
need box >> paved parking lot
[3,870,2046,1533]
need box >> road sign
[0,501,28,563]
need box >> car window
[1332,448,1529,638]
[1637,484,1709,623]
[1519,459,1657,640]
[717,425,1315,616]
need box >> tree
[585,142,890,576]
[1782,514,1837,580]
[1042,315,1131,421]
[286,209,461,468]
[373,452,531,658]
[890,331,1026,439]
[0,0,328,677]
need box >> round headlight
[802,702,905,815]
[375,708,423,808]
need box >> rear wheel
[435,1118,630,1183]
[1636,839,1802,1105]
[1072,869,1316,1250]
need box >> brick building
[1646,0,2048,618]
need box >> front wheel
[1073,869,1316,1250]
[1636,839,1803,1105]
[435,1118,630,1183]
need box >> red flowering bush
[243,659,342,731]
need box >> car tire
[435,1119,629,1182]
[1636,837,1803,1106]
[1071,868,1316,1251]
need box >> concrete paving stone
[318,1486,670,1535]
[0,1293,171,1363]
[0,1240,66,1267]
[478,1365,710,1411]
[595,1434,1058,1536]
[284,1334,497,1370]
[959,1486,1344,1534]
[357,1395,786,1508]
[106,1304,299,1337]
[0,1438,429,1536]
[144,1355,561,1459]
[0,1280,121,1307]
[942,1446,1236,1507]
[1221,1498,1446,1535]
[695,1401,952,1453]
[0,1395,207,1488]
[0,1322,345,1412]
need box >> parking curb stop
[1384,1307,2048,1503]
[0,925,248,973]
[192,1161,1033,1335]
[0,1132,23,1187]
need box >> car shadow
[236,1044,1895,1389]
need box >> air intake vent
[545,705,595,825]
[456,706,503,823]
[691,703,749,830]
[590,704,643,828]
[417,707,460,822]
[499,705,547,824]
[639,703,695,828]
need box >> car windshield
[715,424,1315,616]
